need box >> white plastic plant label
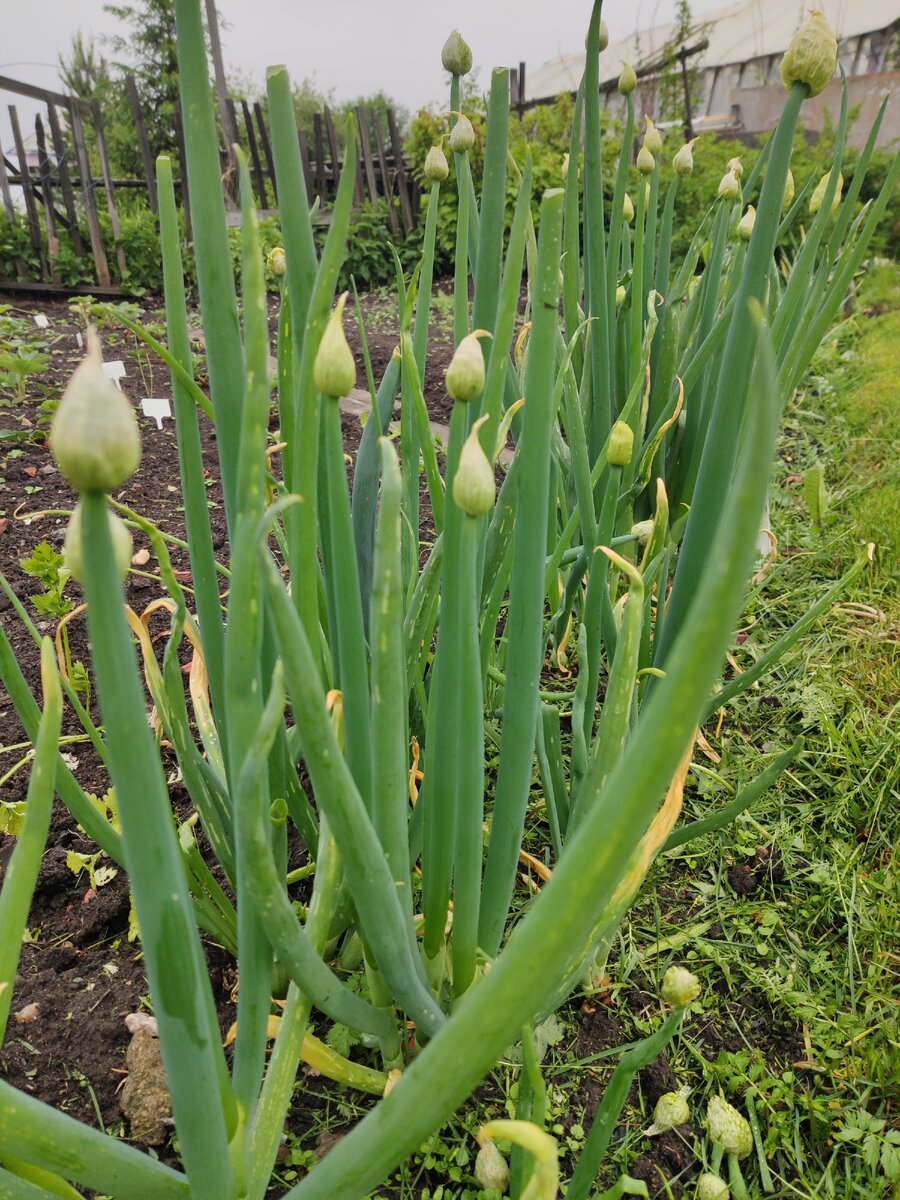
[33,313,50,329]
[141,397,171,430]
[102,360,127,389]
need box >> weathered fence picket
[1,70,418,292]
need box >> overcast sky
[1,0,730,150]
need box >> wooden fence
[0,73,418,293]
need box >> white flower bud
[50,329,141,493]
[696,1173,730,1200]
[780,12,838,97]
[637,144,656,175]
[314,293,356,398]
[661,965,701,1006]
[643,115,663,155]
[782,168,795,213]
[622,192,635,223]
[64,499,132,583]
[707,1096,753,1159]
[424,145,450,182]
[453,418,495,517]
[736,205,756,241]
[717,170,741,201]
[266,246,286,276]
[615,284,627,307]
[474,1139,509,1191]
[672,139,698,176]
[809,170,842,215]
[445,331,486,403]
[448,112,476,155]
[653,1090,691,1130]
[618,61,638,95]
[727,156,744,178]
[441,30,473,76]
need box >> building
[523,0,899,148]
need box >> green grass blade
[0,641,60,1045]
[0,1079,190,1200]
[173,0,244,531]
[479,188,565,957]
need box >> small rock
[120,1026,172,1144]
[14,1002,40,1024]
[124,1012,159,1036]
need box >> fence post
[125,73,158,213]
[46,102,86,256]
[92,100,127,279]
[34,115,60,282]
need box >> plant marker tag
[141,397,171,430]
[75,331,83,348]
[102,360,127,390]
[33,313,49,329]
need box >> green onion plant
[0,3,896,1198]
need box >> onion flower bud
[474,1138,510,1191]
[653,1089,691,1130]
[672,138,698,177]
[607,420,634,467]
[696,1174,730,1200]
[445,330,487,403]
[736,205,756,241]
[707,1096,753,1159]
[726,156,744,177]
[809,170,842,215]
[717,170,741,201]
[453,417,494,517]
[661,964,701,1006]
[64,499,132,583]
[599,20,610,52]
[266,246,286,276]
[782,168,795,213]
[615,284,627,307]
[618,61,638,95]
[643,115,663,155]
[50,329,141,493]
[314,292,356,399]
[441,30,473,76]
[780,11,838,97]
[622,192,635,223]
[448,112,476,154]
[637,144,656,175]
[424,144,450,182]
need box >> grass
[595,260,900,1198]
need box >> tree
[101,0,180,162]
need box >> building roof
[525,0,900,101]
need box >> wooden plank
[8,105,47,278]
[371,106,399,236]
[0,74,91,114]
[312,112,326,201]
[124,73,158,213]
[240,98,268,207]
[296,128,315,204]
[173,104,191,240]
[0,150,27,279]
[224,96,241,187]
[91,100,127,279]
[386,107,414,232]
[46,102,85,256]
[68,99,110,286]
[356,104,379,207]
[34,115,60,282]
[253,101,278,203]
[322,106,343,201]
[0,145,16,221]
